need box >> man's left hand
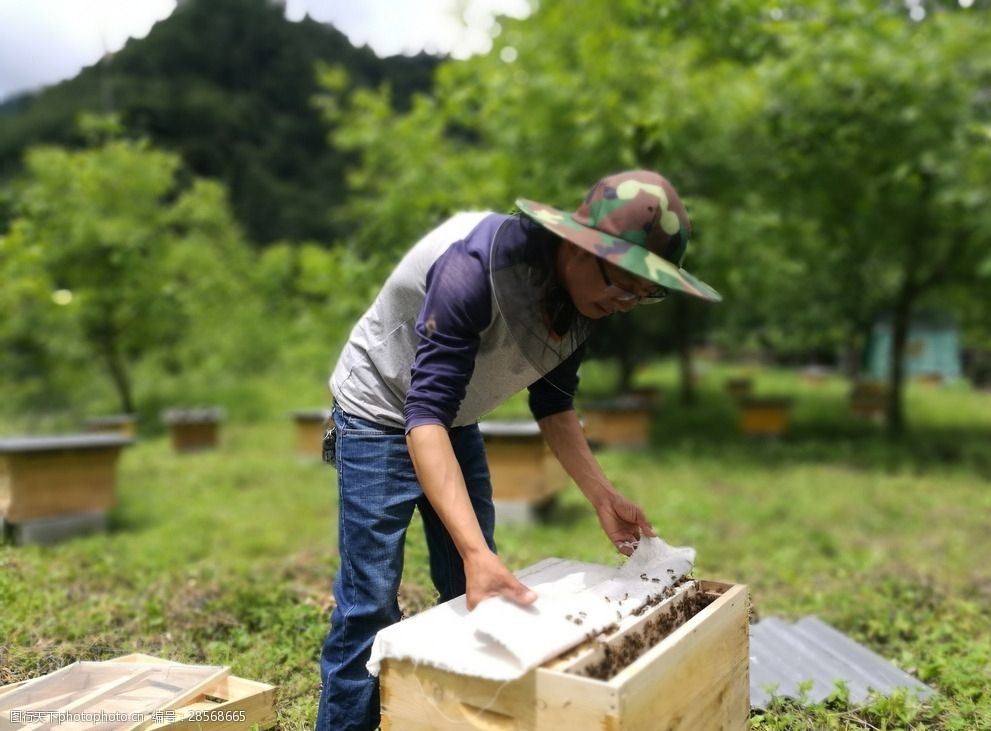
[594,492,657,556]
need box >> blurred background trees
[1,0,989,433]
[0,116,260,414]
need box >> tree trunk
[886,286,913,437]
[618,354,637,394]
[93,324,134,415]
[104,347,134,415]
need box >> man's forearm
[405,423,490,560]
[536,409,616,507]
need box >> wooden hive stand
[379,580,750,730]
[290,409,331,459]
[162,408,224,454]
[579,394,653,449]
[478,420,569,523]
[0,434,133,544]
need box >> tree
[745,6,991,433]
[324,0,991,427]
[0,128,253,413]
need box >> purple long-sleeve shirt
[331,212,584,432]
[404,215,583,431]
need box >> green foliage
[0,132,261,415]
[327,0,991,424]
[254,240,387,380]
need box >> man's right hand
[464,550,537,610]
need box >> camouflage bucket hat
[516,170,722,302]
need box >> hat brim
[516,198,722,302]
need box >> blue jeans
[316,405,496,731]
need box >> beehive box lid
[289,409,331,421]
[478,419,542,437]
[749,616,934,708]
[580,394,652,411]
[0,434,134,453]
[161,408,225,424]
[83,414,137,426]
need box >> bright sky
[0,0,531,102]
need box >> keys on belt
[322,425,337,465]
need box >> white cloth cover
[366,537,695,680]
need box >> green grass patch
[2,359,990,729]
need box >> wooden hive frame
[0,654,277,731]
[379,580,749,731]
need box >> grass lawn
[2,359,989,729]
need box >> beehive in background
[478,420,569,523]
[162,408,224,453]
[0,434,133,544]
[290,409,330,459]
[580,394,653,449]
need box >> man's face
[560,244,665,319]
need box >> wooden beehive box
[478,420,568,513]
[849,381,887,420]
[0,434,133,523]
[725,377,754,401]
[162,408,224,453]
[290,409,330,459]
[84,414,138,438]
[738,396,793,437]
[580,395,653,448]
[0,653,277,731]
[379,580,749,730]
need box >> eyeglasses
[595,258,668,305]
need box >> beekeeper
[316,169,721,731]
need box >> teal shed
[865,311,962,382]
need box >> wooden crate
[479,421,568,508]
[290,410,330,459]
[162,409,224,453]
[738,396,793,437]
[0,653,277,731]
[0,434,133,523]
[85,414,138,438]
[580,396,652,448]
[380,580,749,731]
